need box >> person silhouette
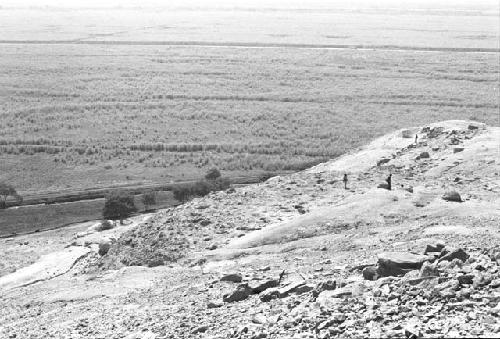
[415,134,418,144]
[386,173,392,191]
[343,173,348,189]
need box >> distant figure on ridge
[415,134,418,144]
[343,173,348,189]
[386,173,392,191]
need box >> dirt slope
[0,120,499,339]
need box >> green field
[1,44,498,196]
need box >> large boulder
[377,252,429,277]
[442,190,462,202]
[220,273,243,283]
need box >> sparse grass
[0,45,498,195]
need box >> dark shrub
[192,180,212,196]
[0,182,21,209]
[102,191,137,223]
[98,241,111,256]
[142,190,157,211]
[173,184,193,202]
[173,177,231,203]
[205,167,221,181]
[210,177,231,191]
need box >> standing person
[415,134,418,144]
[343,173,348,189]
[386,173,392,191]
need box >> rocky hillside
[104,120,499,267]
[1,120,499,338]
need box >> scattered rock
[377,252,429,277]
[419,261,438,278]
[407,276,439,286]
[223,283,253,303]
[457,274,474,285]
[473,273,493,288]
[377,158,391,166]
[259,288,281,302]
[404,326,422,339]
[251,314,267,325]
[278,280,312,297]
[427,127,444,138]
[4,122,500,338]
[490,279,500,288]
[453,147,465,153]
[416,151,430,160]
[313,280,337,298]
[249,279,279,294]
[192,325,209,334]
[439,248,469,263]
[317,313,346,330]
[320,287,352,298]
[424,242,445,254]
[291,283,315,295]
[207,300,223,309]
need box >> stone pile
[214,244,499,338]
[208,243,500,338]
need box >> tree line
[101,168,229,224]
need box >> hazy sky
[2,0,498,10]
